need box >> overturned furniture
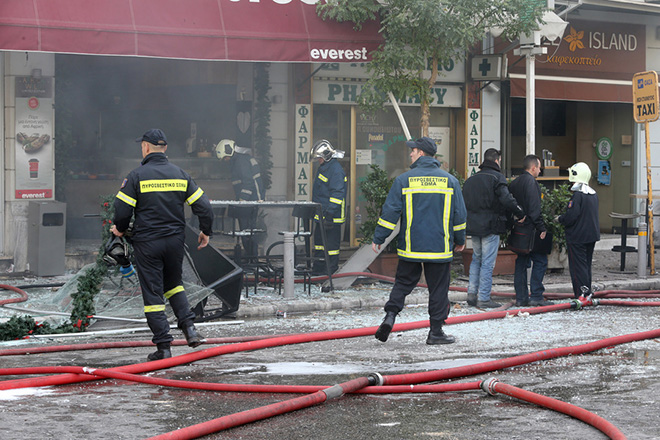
[185,225,243,321]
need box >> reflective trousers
[313,222,342,274]
[132,234,195,345]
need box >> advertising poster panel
[15,76,54,199]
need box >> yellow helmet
[568,162,591,184]
[215,139,235,160]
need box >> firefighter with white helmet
[214,139,265,201]
[558,162,600,299]
[311,139,346,275]
[215,139,266,261]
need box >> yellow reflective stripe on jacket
[454,222,466,231]
[442,190,451,252]
[405,192,414,253]
[329,197,342,205]
[336,198,346,222]
[144,304,166,313]
[397,249,454,260]
[318,173,328,183]
[401,187,453,195]
[140,179,188,193]
[116,191,137,207]
[164,285,185,299]
[377,218,396,230]
[186,187,204,205]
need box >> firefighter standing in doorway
[311,139,347,275]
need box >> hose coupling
[322,384,344,400]
[569,299,582,310]
[368,372,384,386]
[480,377,499,396]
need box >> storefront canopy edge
[0,0,383,62]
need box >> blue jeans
[467,234,500,302]
[514,252,548,303]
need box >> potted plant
[358,164,398,275]
[540,183,571,270]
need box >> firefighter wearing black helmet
[311,139,347,275]
[111,129,214,362]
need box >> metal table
[209,200,333,292]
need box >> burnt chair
[221,204,267,296]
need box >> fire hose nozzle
[368,372,384,386]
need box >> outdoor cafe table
[209,200,333,292]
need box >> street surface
[1,298,658,440]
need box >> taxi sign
[633,71,659,123]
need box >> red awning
[510,77,633,103]
[0,0,383,62]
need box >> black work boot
[375,311,397,342]
[467,294,477,306]
[147,343,172,361]
[182,324,206,348]
[426,327,456,345]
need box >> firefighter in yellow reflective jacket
[311,139,347,275]
[111,129,214,362]
[372,137,467,345]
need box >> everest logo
[564,27,584,52]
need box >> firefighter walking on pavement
[111,129,215,362]
[311,139,347,275]
[371,137,467,345]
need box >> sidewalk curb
[237,291,464,318]
[235,277,660,319]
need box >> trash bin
[27,201,66,276]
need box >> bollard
[638,222,648,278]
[283,232,295,298]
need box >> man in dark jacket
[372,137,466,345]
[558,162,600,299]
[112,129,214,361]
[463,148,524,308]
[508,154,552,307]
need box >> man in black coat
[508,154,552,307]
[463,148,524,308]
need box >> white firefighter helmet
[568,162,591,184]
[215,139,236,160]
[311,139,336,162]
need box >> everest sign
[633,71,659,123]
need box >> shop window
[541,101,566,137]
[511,99,525,137]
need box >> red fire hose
[145,375,378,440]
[0,284,28,306]
[2,281,660,439]
[481,378,627,440]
